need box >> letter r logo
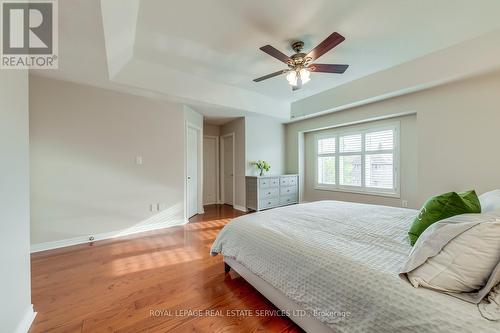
[2,2,53,54]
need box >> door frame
[220,132,235,206]
[184,121,203,221]
[202,135,220,205]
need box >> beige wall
[220,118,246,210]
[245,116,285,177]
[218,116,286,209]
[204,117,285,209]
[30,76,188,247]
[203,123,220,137]
[0,71,33,332]
[286,70,500,208]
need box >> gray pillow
[400,212,500,304]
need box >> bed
[211,200,500,333]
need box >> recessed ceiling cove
[32,0,500,120]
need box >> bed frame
[224,257,333,333]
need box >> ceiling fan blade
[309,64,349,74]
[306,32,345,61]
[253,69,287,82]
[259,45,291,64]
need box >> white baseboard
[31,218,188,253]
[14,305,36,333]
[233,204,247,212]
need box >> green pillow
[408,190,481,246]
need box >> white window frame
[313,122,400,198]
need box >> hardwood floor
[30,205,303,333]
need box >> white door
[187,126,199,218]
[222,135,233,205]
[203,136,217,205]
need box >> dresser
[246,175,299,211]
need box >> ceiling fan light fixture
[286,71,298,86]
[299,68,311,84]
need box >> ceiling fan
[253,32,349,91]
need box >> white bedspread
[211,201,500,333]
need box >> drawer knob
[268,202,271,205]
[268,192,271,195]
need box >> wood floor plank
[30,205,303,333]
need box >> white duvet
[211,201,500,333]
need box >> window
[314,123,399,196]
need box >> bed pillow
[479,283,500,320]
[408,190,481,246]
[401,212,500,304]
[407,222,500,292]
[479,189,500,213]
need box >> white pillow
[479,283,500,320]
[479,189,500,212]
[407,221,500,293]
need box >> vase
[259,169,264,176]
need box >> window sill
[313,185,401,199]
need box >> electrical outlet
[88,235,95,241]
[135,156,143,165]
[401,200,408,208]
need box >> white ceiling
[32,0,500,121]
[134,0,500,102]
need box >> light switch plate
[136,156,143,165]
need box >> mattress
[211,200,500,333]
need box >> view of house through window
[315,123,399,196]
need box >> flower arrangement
[252,160,271,176]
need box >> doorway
[203,135,219,205]
[220,133,235,206]
[186,124,201,218]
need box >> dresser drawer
[268,178,280,187]
[261,187,279,199]
[280,185,297,196]
[259,197,279,210]
[280,177,298,186]
[280,194,298,205]
[259,178,279,189]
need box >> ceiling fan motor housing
[289,53,310,68]
[289,41,311,68]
